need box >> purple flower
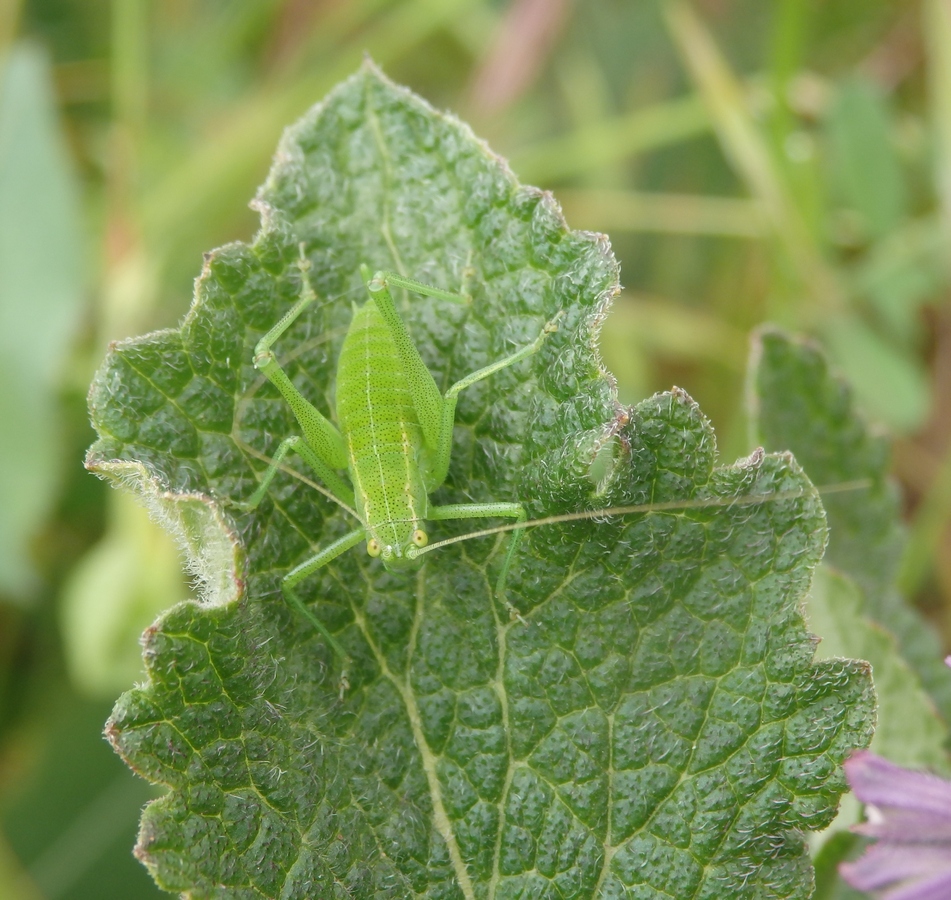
[839,750,951,899]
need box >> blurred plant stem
[767,0,811,152]
[468,0,573,115]
[0,832,42,900]
[103,0,152,343]
[664,0,843,323]
[925,0,951,230]
[559,188,766,237]
[512,92,708,183]
[138,0,478,304]
[766,0,824,243]
[552,45,625,188]
[897,0,951,599]
[111,0,147,147]
[0,0,23,59]
[900,440,951,597]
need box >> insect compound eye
[412,529,428,548]
[366,539,381,558]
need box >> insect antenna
[412,478,874,559]
[230,433,361,522]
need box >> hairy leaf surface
[88,65,874,899]
[749,328,951,724]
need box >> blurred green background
[1,0,950,897]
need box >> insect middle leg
[250,256,350,486]
[429,502,527,604]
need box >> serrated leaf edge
[84,455,244,610]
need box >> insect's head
[365,525,429,571]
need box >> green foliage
[60,492,188,696]
[747,325,951,900]
[0,43,84,599]
[820,316,930,436]
[750,328,951,722]
[808,568,946,771]
[826,77,908,242]
[87,66,874,899]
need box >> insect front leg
[428,502,527,607]
[246,256,353,506]
[282,527,367,680]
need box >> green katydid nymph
[240,248,563,664]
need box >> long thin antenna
[412,478,873,558]
[230,433,361,521]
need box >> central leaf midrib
[488,575,514,900]
[352,565,478,900]
[356,81,477,900]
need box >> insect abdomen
[336,301,429,548]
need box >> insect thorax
[336,300,430,564]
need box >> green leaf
[809,567,947,772]
[60,492,190,697]
[749,327,951,722]
[88,64,873,899]
[811,830,865,900]
[853,218,949,346]
[819,313,929,435]
[825,77,908,242]
[0,43,84,599]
